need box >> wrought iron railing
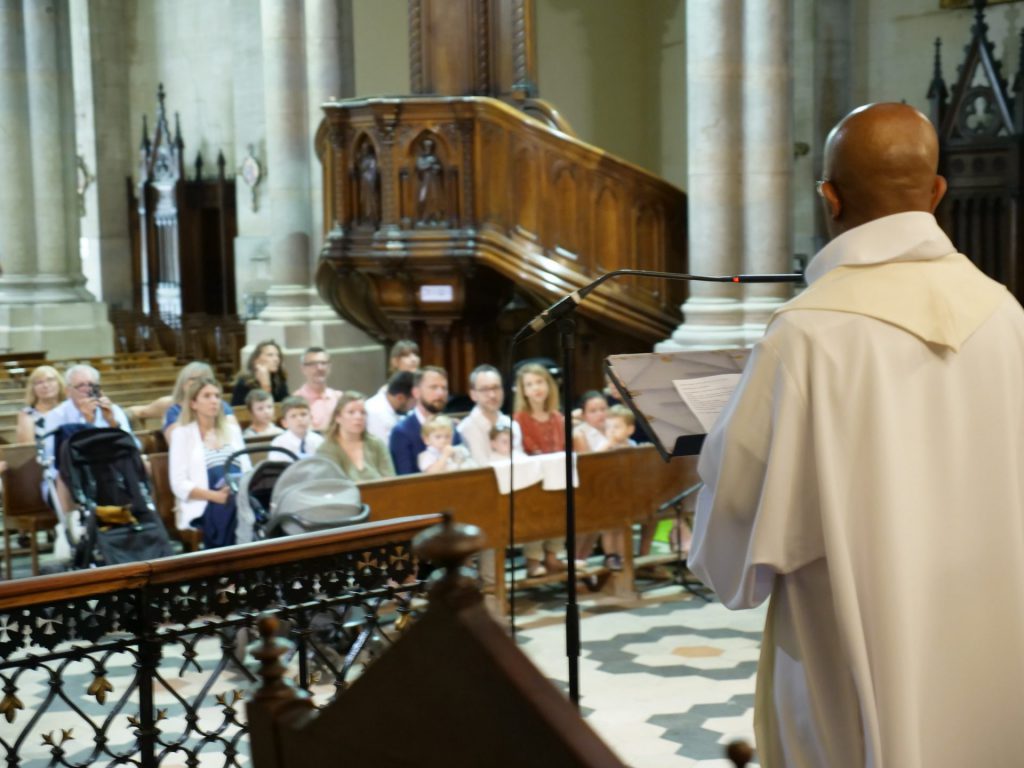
[0,515,440,768]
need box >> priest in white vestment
[690,103,1024,767]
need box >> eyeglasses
[71,382,96,392]
[303,359,329,367]
[473,385,503,394]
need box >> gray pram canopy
[237,456,368,541]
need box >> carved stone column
[659,0,746,351]
[740,0,793,340]
[245,0,383,393]
[660,0,794,351]
[0,0,111,355]
[260,0,313,310]
[24,0,89,301]
[0,0,38,296]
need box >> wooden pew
[356,446,699,607]
[137,444,698,603]
[148,452,202,552]
[1,443,56,578]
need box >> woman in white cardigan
[169,377,249,548]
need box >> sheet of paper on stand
[672,373,743,432]
[605,349,751,459]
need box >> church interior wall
[352,0,410,96]
[858,0,1021,115]
[536,0,687,190]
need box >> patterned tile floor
[1,547,765,767]
[511,581,765,767]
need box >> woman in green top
[317,391,396,481]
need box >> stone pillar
[0,0,112,356]
[260,0,313,313]
[741,0,793,340]
[24,0,89,301]
[305,0,353,272]
[659,0,745,351]
[659,0,795,351]
[245,0,384,394]
[0,0,38,296]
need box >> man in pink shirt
[291,347,341,432]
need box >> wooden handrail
[0,514,444,610]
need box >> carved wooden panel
[315,96,687,389]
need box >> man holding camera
[44,364,134,436]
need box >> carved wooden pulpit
[314,0,688,389]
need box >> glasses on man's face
[71,382,94,392]
[474,385,503,394]
[303,359,329,367]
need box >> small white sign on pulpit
[419,285,454,303]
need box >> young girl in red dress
[512,363,566,576]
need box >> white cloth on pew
[488,452,578,495]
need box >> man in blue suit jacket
[389,366,462,475]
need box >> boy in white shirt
[269,397,323,462]
[242,389,284,438]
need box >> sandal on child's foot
[603,554,624,572]
[526,559,548,578]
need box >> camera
[88,383,102,399]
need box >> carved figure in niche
[416,138,446,226]
[357,142,380,226]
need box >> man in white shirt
[690,103,1024,766]
[42,364,136,509]
[291,347,341,432]
[456,364,521,464]
[365,370,414,443]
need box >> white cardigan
[169,421,248,529]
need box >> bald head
[820,103,947,237]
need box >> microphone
[511,268,804,344]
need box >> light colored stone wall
[857,0,1021,114]
[352,0,409,97]
[536,0,687,190]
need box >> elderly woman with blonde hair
[16,365,65,444]
[127,361,237,439]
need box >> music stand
[604,348,752,460]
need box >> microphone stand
[557,317,581,706]
[512,266,804,710]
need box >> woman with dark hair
[317,391,395,481]
[230,340,289,406]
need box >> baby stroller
[265,456,369,536]
[53,427,173,568]
[229,451,369,543]
[227,446,298,545]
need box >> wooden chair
[147,452,201,552]
[1,443,56,579]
